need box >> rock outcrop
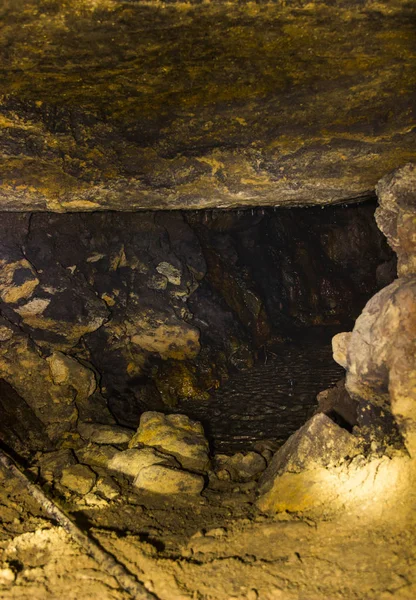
[333,164,416,457]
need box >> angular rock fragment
[47,352,97,398]
[133,465,204,495]
[376,163,416,277]
[259,413,360,493]
[38,449,77,479]
[0,332,78,440]
[108,447,179,479]
[94,473,121,501]
[60,464,97,495]
[129,412,211,472]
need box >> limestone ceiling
[0,0,415,211]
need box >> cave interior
[0,1,415,599]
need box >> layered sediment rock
[0,1,414,212]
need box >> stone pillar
[333,163,416,456]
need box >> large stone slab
[0,1,414,211]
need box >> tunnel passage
[0,198,395,455]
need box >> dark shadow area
[0,199,395,454]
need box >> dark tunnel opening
[0,198,396,457]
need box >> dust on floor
[0,462,415,600]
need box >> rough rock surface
[258,414,360,493]
[257,454,413,515]
[75,444,119,470]
[0,379,52,457]
[94,473,120,501]
[215,451,267,482]
[0,211,206,432]
[0,1,414,212]
[38,449,77,480]
[334,278,416,456]
[77,423,133,446]
[129,412,211,473]
[376,163,416,277]
[108,447,179,479]
[0,202,392,441]
[0,328,79,440]
[332,164,416,456]
[60,464,96,495]
[315,379,359,428]
[133,465,205,496]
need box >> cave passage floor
[0,467,415,600]
[0,338,414,599]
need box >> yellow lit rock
[0,259,39,304]
[129,411,210,473]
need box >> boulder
[331,165,416,457]
[258,414,360,493]
[215,451,267,482]
[60,464,97,495]
[334,278,416,456]
[375,163,416,277]
[108,447,179,479]
[133,465,205,495]
[129,412,211,472]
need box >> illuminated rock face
[0,1,415,211]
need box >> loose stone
[133,465,205,495]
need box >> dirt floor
[1,456,415,600]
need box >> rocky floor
[0,464,415,600]
[0,344,414,599]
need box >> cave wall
[0,203,393,444]
[188,201,394,339]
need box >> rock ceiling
[0,0,415,211]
